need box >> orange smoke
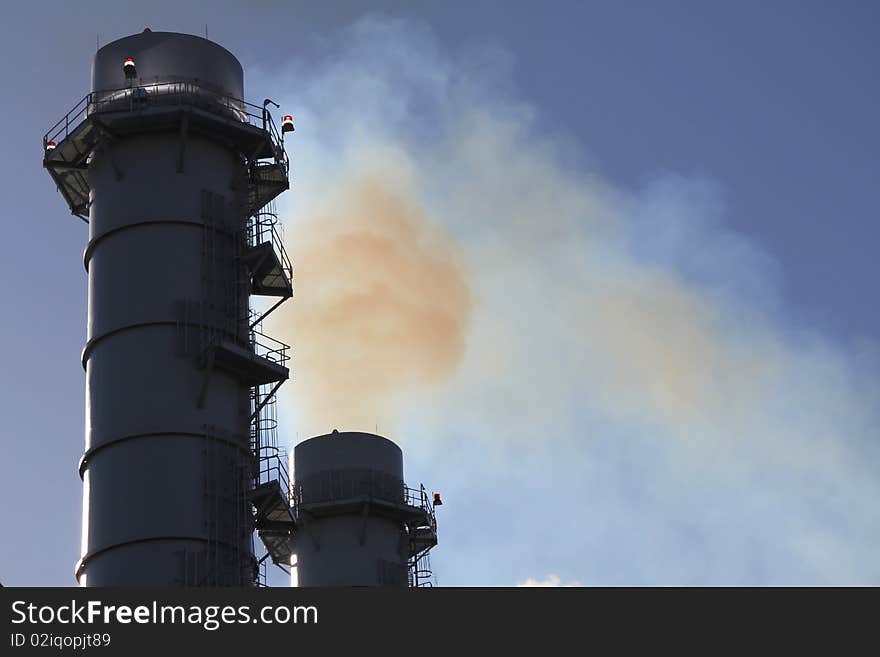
[272,176,471,437]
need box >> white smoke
[252,16,880,584]
[518,575,583,588]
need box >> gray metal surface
[292,432,411,587]
[74,32,259,586]
[92,30,243,97]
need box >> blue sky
[0,1,878,586]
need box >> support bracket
[249,297,287,330]
[249,380,284,422]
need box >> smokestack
[43,31,293,586]
[289,431,438,587]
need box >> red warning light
[433,493,443,506]
[46,140,57,151]
[123,57,137,78]
[281,115,294,133]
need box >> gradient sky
[0,1,877,586]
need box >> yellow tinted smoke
[273,176,471,437]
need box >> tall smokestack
[43,30,293,586]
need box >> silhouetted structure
[44,29,439,589]
[44,30,293,586]
[289,431,438,587]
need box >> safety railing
[43,80,288,173]
[403,484,437,532]
[256,559,269,587]
[255,445,291,496]
[409,551,435,588]
[249,203,293,290]
[286,478,435,527]
[413,568,434,587]
[249,326,290,368]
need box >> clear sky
[1,1,878,586]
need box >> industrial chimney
[286,431,439,587]
[43,30,294,586]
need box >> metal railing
[403,484,437,532]
[413,567,434,587]
[256,559,269,587]
[409,549,435,588]
[255,444,291,496]
[286,479,436,527]
[249,325,290,368]
[43,80,289,173]
[249,202,294,291]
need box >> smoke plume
[256,17,880,583]
[275,174,470,435]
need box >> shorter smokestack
[290,431,438,587]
